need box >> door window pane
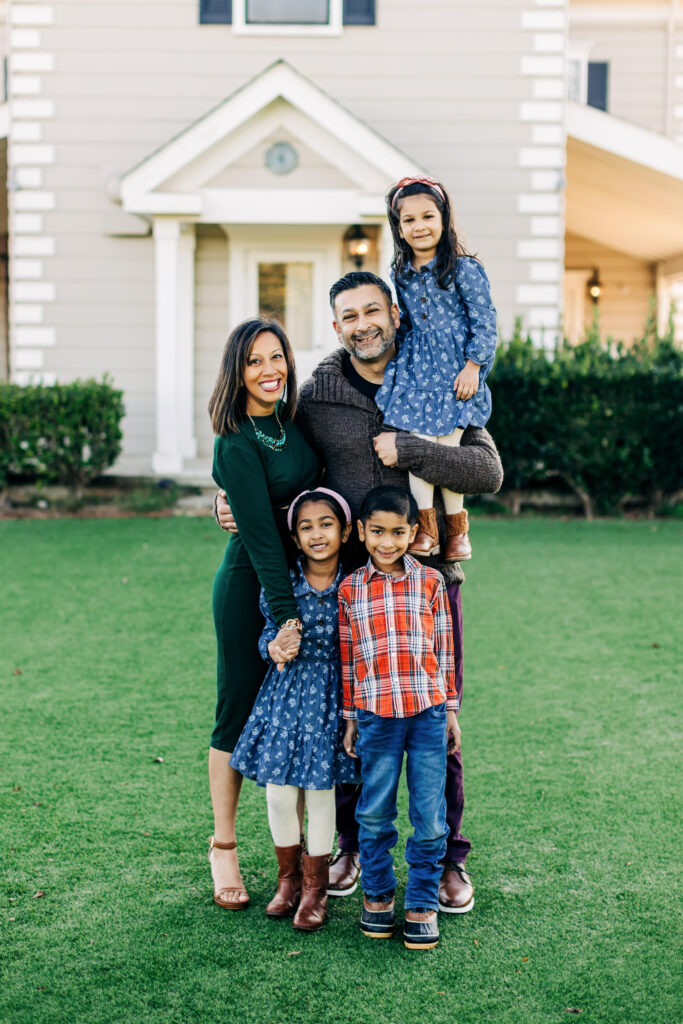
[258,262,314,350]
[246,0,329,24]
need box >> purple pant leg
[334,581,471,863]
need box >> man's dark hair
[359,485,418,526]
[329,272,393,313]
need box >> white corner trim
[9,144,55,164]
[10,5,54,26]
[14,348,45,369]
[566,101,683,182]
[12,99,55,118]
[532,33,564,53]
[13,281,56,301]
[13,304,44,324]
[14,167,43,187]
[12,190,56,210]
[14,235,55,255]
[13,213,44,232]
[10,75,43,95]
[13,258,44,279]
[12,122,43,141]
[11,52,54,72]
[519,147,564,168]
[516,284,560,305]
[15,326,57,347]
[11,28,42,48]
[522,10,564,30]
[521,55,564,76]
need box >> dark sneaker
[404,910,439,950]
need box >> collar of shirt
[292,558,343,598]
[363,552,421,584]
[407,256,437,275]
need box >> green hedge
[489,312,683,516]
[0,377,124,498]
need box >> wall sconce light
[345,225,370,268]
[587,268,603,304]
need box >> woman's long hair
[208,318,298,436]
[386,180,472,290]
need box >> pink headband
[287,488,352,532]
[391,175,446,208]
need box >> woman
[207,318,319,909]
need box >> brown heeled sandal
[208,836,250,910]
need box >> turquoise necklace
[248,403,287,452]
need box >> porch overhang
[565,101,683,263]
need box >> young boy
[338,485,461,950]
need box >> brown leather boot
[408,508,440,557]
[265,844,303,918]
[444,510,472,562]
[292,853,329,931]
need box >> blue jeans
[355,705,448,911]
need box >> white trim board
[566,101,683,183]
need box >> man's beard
[341,326,396,362]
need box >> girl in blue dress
[231,487,358,932]
[377,175,498,563]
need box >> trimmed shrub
[0,377,124,498]
[489,313,683,516]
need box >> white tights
[409,428,465,514]
[265,783,335,857]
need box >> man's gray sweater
[296,349,504,586]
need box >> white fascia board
[566,101,683,182]
[120,61,423,211]
[201,188,379,224]
[123,193,203,216]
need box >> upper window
[199,0,375,31]
[567,41,609,112]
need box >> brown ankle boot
[292,853,329,931]
[444,510,472,562]
[266,844,303,918]
[408,508,440,557]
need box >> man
[217,271,503,913]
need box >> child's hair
[359,485,418,526]
[208,317,297,436]
[386,178,471,290]
[329,271,393,313]
[288,489,350,534]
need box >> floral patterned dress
[230,561,358,790]
[376,255,498,436]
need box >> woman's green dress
[211,412,319,752]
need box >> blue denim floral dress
[231,561,358,789]
[376,256,498,436]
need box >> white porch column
[152,219,197,475]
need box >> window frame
[232,0,343,36]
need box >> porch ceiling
[565,102,683,263]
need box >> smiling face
[396,193,444,266]
[241,331,288,416]
[332,284,400,364]
[293,499,351,564]
[357,510,418,575]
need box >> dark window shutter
[587,62,608,111]
[199,0,232,24]
[343,0,375,25]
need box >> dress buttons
[420,296,427,304]
[422,313,428,320]
[318,619,325,626]
[318,598,325,605]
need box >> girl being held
[230,488,357,932]
[377,176,498,562]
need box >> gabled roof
[119,60,424,220]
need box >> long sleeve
[395,424,503,495]
[431,577,458,711]
[214,435,298,626]
[456,257,498,370]
[338,590,356,720]
[392,272,412,350]
[257,588,281,663]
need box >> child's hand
[446,710,461,755]
[343,720,359,758]
[453,360,480,401]
[268,628,300,672]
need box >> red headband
[391,176,446,208]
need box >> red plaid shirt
[338,555,457,720]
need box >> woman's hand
[343,720,359,758]
[373,432,398,467]
[268,627,301,672]
[215,490,238,533]
[453,360,480,401]
[446,710,461,755]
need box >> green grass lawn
[1,517,681,1024]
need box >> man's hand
[215,490,238,534]
[268,627,301,672]
[373,431,398,467]
[446,710,461,755]
[343,719,359,758]
[453,360,480,401]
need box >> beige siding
[565,232,656,344]
[194,225,229,462]
[11,0,546,472]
